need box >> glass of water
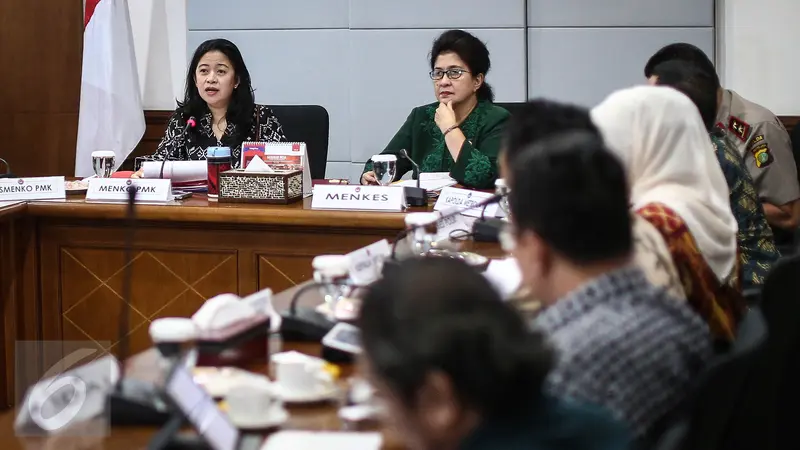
[495,178,511,216]
[91,151,116,178]
[371,154,397,186]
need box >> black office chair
[269,105,330,180]
[719,253,800,450]
[495,102,527,117]
[652,306,768,450]
[789,123,800,188]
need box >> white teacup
[225,381,285,428]
[272,351,334,397]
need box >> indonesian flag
[75,0,145,177]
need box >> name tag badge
[0,177,66,201]
[312,185,405,212]
[347,239,392,285]
[86,178,173,202]
[433,187,499,218]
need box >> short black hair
[430,30,494,102]
[358,258,554,419]
[502,99,600,165]
[509,132,632,264]
[644,43,719,87]
[651,60,719,132]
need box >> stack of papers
[261,431,382,450]
[396,172,457,192]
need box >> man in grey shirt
[500,119,713,443]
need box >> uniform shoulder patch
[751,143,773,168]
[728,116,751,142]
[750,134,764,145]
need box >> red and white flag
[75,0,145,177]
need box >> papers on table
[142,160,207,183]
[396,172,457,192]
[483,258,522,300]
[261,431,382,450]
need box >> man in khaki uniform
[715,89,800,236]
[645,43,800,239]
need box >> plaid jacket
[533,266,713,439]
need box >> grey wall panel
[349,0,525,29]
[187,0,349,31]
[527,27,714,107]
[188,30,350,162]
[325,161,351,180]
[349,29,526,164]
[527,0,714,27]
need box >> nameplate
[435,214,476,242]
[0,177,66,201]
[347,239,391,285]
[86,178,172,202]
[311,185,405,212]
[433,187,499,218]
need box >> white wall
[127,0,800,116]
[717,0,800,115]
[128,0,186,110]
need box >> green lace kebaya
[363,101,510,189]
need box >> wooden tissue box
[218,169,303,204]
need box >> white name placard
[86,178,172,202]
[311,185,405,212]
[433,187,499,218]
[435,213,476,242]
[347,239,392,285]
[0,177,65,201]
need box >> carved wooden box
[218,169,303,204]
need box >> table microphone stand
[399,149,427,207]
[108,187,172,426]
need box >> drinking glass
[312,255,353,320]
[91,151,116,178]
[495,178,511,217]
[371,155,397,186]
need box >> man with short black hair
[504,131,713,442]
[358,257,631,450]
[650,60,780,289]
[645,43,800,241]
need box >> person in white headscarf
[591,85,745,343]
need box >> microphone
[0,157,14,178]
[389,193,503,260]
[108,186,172,426]
[399,149,427,207]
[159,116,196,179]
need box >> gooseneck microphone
[0,157,13,178]
[399,149,427,207]
[159,116,196,179]
[108,186,171,426]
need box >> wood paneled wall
[1,0,83,177]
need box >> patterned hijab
[591,86,738,282]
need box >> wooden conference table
[0,194,501,448]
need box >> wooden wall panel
[1,0,82,177]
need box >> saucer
[229,408,289,430]
[274,383,339,404]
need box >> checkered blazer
[533,266,713,439]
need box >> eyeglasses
[429,68,470,80]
